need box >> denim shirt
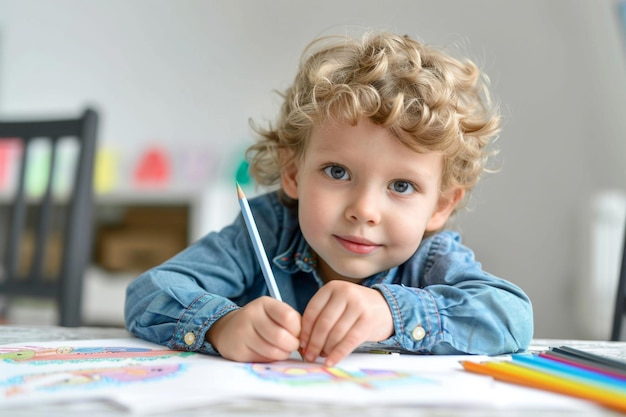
[125,191,533,356]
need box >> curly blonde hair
[247,31,500,207]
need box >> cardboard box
[95,205,189,272]
[122,206,188,228]
[97,228,186,272]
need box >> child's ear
[280,160,299,200]
[426,188,465,232]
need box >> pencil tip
[236,182,245,199]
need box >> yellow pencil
[461,360,626,413]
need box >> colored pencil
[236,183,305,361]
[461,360,626,413]
[551,345,626,372]
[539,350,626,381]
[512,354,626,391]
[236,182,282,301]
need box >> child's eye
[390,180,416,195]
[323,165,350,180]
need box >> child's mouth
[334,235,381,255]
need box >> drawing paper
[0,338,600,414]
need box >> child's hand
[300,280,394,367]
[206,296,301,363]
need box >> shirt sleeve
[372,232,533,355]
[124,215,264,355]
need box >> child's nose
[344,187,381,225]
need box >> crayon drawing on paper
[247,362,431,389]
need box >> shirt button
[411,325,426,341]
[184,332,196,346]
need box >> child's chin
[329,266,379,282]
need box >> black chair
[0,108,98,327]
[611,220,626,341]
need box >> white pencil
[236,182,282,301]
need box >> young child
[125,31,533,367]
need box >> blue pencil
[512,354,626,392]
[236,183,282,301]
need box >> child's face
[281,118,461,283]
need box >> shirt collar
[274,234,318,274]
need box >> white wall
[1,0,626,338]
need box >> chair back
[0,108,98,326]
[612,220,626,341]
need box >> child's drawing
[0,345,192,364]
[3,363,183,397]
[247,363,430,389]
[0,339,486,414]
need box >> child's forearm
[373,282,533,355]
[125,269,240,355]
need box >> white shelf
[95,187,203,205]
